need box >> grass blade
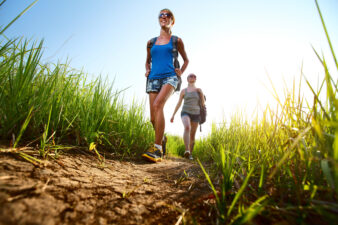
[227,168,254,217]
[0,0,39,35]
[321,159,335,190]
[314,0,338,71]
[13,107,34,148]
[197,158,221,213]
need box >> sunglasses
[188,75,196,78]
[159,12,172,18]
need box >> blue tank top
[148,37,176,79]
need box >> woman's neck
[188,83,196,88]
[160,28,171,37]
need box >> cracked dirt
[0,150,215,225]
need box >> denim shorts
[181,111,200,123]
[146,76,179,93]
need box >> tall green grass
[0,38,154,156]
[166,134,185,156]
[189,1,338,224]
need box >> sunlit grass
[166,134,185,157]
[0,38,154,157]
[190,66,337,223]
[0,0,336,224]
[169,1,338,223]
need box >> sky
[1,0,337,138]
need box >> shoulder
[149,36,157,42]
[180,88,186,96]
[172,35,183,43]
[176,37,185,50]
[147,37,157,47]
[196,88,203,93]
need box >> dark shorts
[146,76,178,93]
[181,111,200,123]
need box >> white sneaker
[184,150,190,158]
[189,155,193,160]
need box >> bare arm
[197,88,205,107]
[145,40,151,77]
[175,38,189,77]
[170,90,185,122]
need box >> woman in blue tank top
[142,8,189,163]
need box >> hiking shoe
[184,150,190,158]
[142,146,163,163]
[189,155,193,160]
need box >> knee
[184,125,191,133]
[153,100,164,113]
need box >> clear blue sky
[1,0,337,137]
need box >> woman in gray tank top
[170,73,205,159]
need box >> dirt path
[0,150,214,225]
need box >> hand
[175,68,182,77]
[145,69,150,77]
[170,116,174,123]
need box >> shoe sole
[142,154,162,163]
[184,151,190,158]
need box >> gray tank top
[182,89,200,115]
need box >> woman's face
[158,11,173,27]
[187,74,196,83]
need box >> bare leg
[149,93,158,128]
[153,84,174,145]
[189,122,199,154]
[181,115,191,151]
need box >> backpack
[199,93,207,131]
[147,35,182,92]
